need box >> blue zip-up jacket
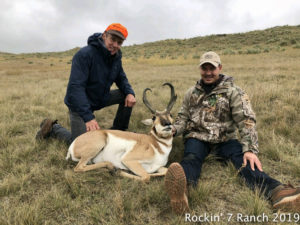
[64,33,135,122]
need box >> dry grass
[0,28,300,225]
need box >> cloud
[1,0,299,53]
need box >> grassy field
[0,25,300,225]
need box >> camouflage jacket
[174,75,259,154]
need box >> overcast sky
[1,0,300,54]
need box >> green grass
[0,25,300,225]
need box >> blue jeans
[50,89,132,145]
[180,138,281,198]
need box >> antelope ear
[141,119,153,126]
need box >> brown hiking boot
[35,119,58,140]
[165,162,189,214]
[270,183,300,212]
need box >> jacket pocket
[215,95,230,122]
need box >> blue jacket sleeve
[115,62,135,97]
[66,51,95,122]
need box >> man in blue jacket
[36,23,136,144]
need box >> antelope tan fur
[66,83,177,182]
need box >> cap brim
[199,61,219,68]
[106,30,126,40]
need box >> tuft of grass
[237,188,270,216]
[189,179,219,207]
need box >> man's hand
[125,94,136,107]
[243,151,263,172]
[85,119,100,132]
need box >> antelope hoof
[141,176,151,183]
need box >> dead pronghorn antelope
[66,83,177,182]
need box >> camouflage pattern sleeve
[230,86,259,154]
[173,88,193,136]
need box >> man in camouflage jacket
[175,74,259,154]
[164,51,300,215]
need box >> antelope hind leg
[74,157,90,172]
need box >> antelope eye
[170,114,173,118]
[152,116,156,121]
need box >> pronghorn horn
[163,83,177,113]
[143,88,156,114]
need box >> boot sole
[273,193,300,211]
[165,162,189,214]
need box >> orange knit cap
[105,23,128,40]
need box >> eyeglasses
[107,34,124,46]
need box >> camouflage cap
[199,51,221,67]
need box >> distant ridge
[1,25,299,58]
[121,25,300,59]
[0,47,81,58]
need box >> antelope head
[142,83,177,138]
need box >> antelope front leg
[119,171,144,181]
[75,160,114,172]
[149,166,168,177]
[121,160,150,182]
[119,167,167,180]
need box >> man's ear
[141,119,153,126]
[102,32,107,40]
[218,64,222,70]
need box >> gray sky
[1,0,300,54]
